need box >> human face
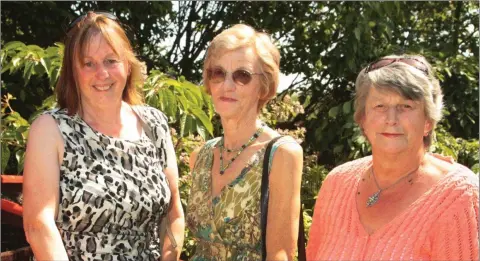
[208,47,263,119]
[360,86,432,156]
[75,33,130,107]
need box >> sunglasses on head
[68,11,118,30]
[364,57,429,75]
[207,67,263,86]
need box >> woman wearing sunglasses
[307,54,478,260]
[23,11,184,260]
[186,24,303,260]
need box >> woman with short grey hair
[307,54,478,261]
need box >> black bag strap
[261,136,306,261]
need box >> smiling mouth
[220,97,237,102]
[381,133,402,137]
[93,84,113,91]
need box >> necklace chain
[366,165,420,207]
[219,123,266,175]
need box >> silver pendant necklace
[366,165,420,207]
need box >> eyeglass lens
[208,68,254,86]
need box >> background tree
[1,0,478,257]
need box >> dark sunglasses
[68,11,118,30]
[207,67,263,86]
[364,57,429,75]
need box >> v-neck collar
[352,158,462,239]
[209,138,268,202]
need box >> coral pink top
[307,155,479,261]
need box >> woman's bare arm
[161,133,185,260]
[23,114,69,260]
[265,142,303,260]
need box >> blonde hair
[354,54,444,148]
[202,24,280,111]
[56,11,144,114]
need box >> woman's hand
[23,114,69,260]
[161,165,185,261]
[161,131,185,261]
[266,141,303,260]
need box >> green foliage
[170,131,205,258]
[1,2,478,258]
[1,41,63,89]
[1,93,30,173]
[144,70,214,139]
[432,123,479,174]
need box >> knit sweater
[307,154,479,261]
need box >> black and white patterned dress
[45,105,174,260]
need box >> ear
[358,115,365,130]
[423,120,433,136]
[127,62,131,75]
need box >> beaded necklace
[218,123,266,175]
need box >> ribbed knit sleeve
[430,172,479,261]
[307,174,333,260]
[306,157,371,261]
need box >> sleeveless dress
[186,136,295,261]
[45,105,173,261]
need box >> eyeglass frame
[206,67,263,86]
[67,11,118,31]
[364,57,429,76]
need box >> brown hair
[202,24,280,112]
[56,11,144,114]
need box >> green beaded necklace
[219,122,266,175]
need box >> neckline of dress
[352,156,462,238]
[70,106,148,143]
[209,138,268,203]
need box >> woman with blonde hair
[307,54,479,260]
[186,24,304,260]
[23,11,184,260]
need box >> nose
[95,64,109,80]
[385,106,398,125]
[222,73,236,91]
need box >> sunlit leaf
[15,149,26,174]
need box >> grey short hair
[353,54,444,149]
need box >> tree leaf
[15,149,25,174]
[23,60,35,85]
[328,106,339,118]
[180,114,195,137]
[179,114,187,137]
[196,122,208,140]
[342,101,351,114]
[3,41,26,51]
[354,27,361,41]
[188,107,214,136]
[158,88,177,118]
[40,57,51,77]
[1,143,10,173]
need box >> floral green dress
[186,136,294,261]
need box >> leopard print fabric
[45,105,173,260]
